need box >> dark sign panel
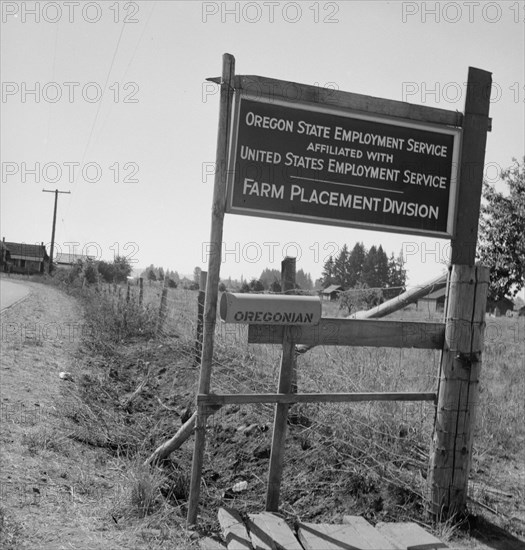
[226,96,461,237]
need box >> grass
[41,278,525,545]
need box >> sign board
[220,292,321,325]
[226,96,461,237]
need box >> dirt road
[0,279,30,311]
[0,281,138,549]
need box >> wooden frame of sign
[187,54,491,525]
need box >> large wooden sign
[226,96,461,237]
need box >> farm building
[320,284,344,301]
[55,252,96,267]
[486,297,514,317]
[0,240,11,271]
[1,241,49,274]
[417,287,446,314]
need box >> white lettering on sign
[383,198,439,219]
[290,184,382,210]
[228,96,460,236]
[333,128,405,150]
[240,146,282,164]
[327,160,400,182]
[307,142,363,159]
[296,120,331,138]
[245,111,294,132]
[243,178,285,199]
[406,139,448,157]
[403,170,447,188]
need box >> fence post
[194,271,208,367]
[427,264,489,518]
[139,277,144,306]
[157,278,169,335]
[266,256,296,512]
[126,281,131,303]
[281,257,298,394]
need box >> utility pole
[42,189,70,274]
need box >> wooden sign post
[187,56,492,525]
[427,67,492,518]
[187,54,235,526]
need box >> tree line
[320,243,406,299]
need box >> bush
[339,284,384,314]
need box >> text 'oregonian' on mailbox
[220,293,322,325]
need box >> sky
[1,0,524,288]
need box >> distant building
[417,287,446,314]
[320,284,344,301]
[2,240,49,274]
[55,252,95,267]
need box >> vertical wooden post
[157,277,168,335]
[139,277,144,306]
[451,67,492,265]
[426,67,491,519]
[281,257,298,394]
[187,53,235,526]
[126,281,131,303]
[266,257,296,512]
[427,264,489,518]
[194,271,208,366]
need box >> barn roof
[322,284,344,294]
[4,242,48,261]
[420,287,446,301]
[55,252,95,265]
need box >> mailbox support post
[266,257,297,511]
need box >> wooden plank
[350,274,447,320]
[451,67,491,265]
[248,319,444,349]
[199,392,436,407]
[298,522,389,550]
[217,507,253,550]
[200,536,227,550]
[342,516,398,549]
[235,75,463,128]
[376,522,448,550]
[247,512,303,550]
[187,53,236,526]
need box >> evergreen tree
[385,250,407,299]
[259,268,281,290]
[376,245,389,287]
[249,278,265,292]
[296,268,313,290]
[333,244,349,287]
[270,280,282,293]
[147,266,157,283]
[321,256,335,288]
[347,242,366,287]
[362,245,379,287]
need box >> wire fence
[99,279,524,526]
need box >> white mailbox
[220,293,321,325]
